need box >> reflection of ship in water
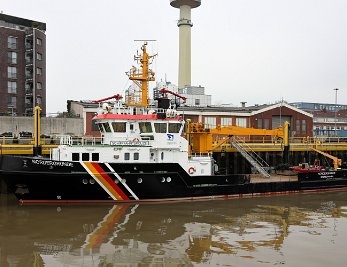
[1,192,347,266]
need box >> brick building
[0,13,46,116]
[68,100,313,138]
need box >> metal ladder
[231,136,271,178]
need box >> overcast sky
[2,0,347,113]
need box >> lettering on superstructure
[109,140,150,146]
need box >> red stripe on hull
[91,162,129,200]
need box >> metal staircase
[231,136,271,178]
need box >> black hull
[1,155,347,203]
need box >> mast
[126,42,157,107]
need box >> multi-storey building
[291,102,347,136]
[0,13,46,116]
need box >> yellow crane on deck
[186,120,289,154]
[310,147,342,171]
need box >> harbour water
[1,192,347,266]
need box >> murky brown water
[1,192,347,266]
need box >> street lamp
[334,88,339,136]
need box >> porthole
[114,179,119,184]
[161,177,165,183]
[122,179,127,184]
[82,179,88,185]
[89,179,95,185]
[166,177,171,183]
[137,178,143,183]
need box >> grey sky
[2,0,346,113]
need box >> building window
[36,97,42,106]
[236,118,247,128]
[36,38,42,45]
[8,52,17,64]
[257,118,263,129]
[36,52,42,60]
[195,99,200,105]
[296,119,300,133]
[8,81,17,94]
[37,82,42,90]
[37,67,42,75]
[7,96,16,107]
[264,119,270,129]
[8,36,17,49]
[8,67,17,79]
[302,120,306,134]
[204,117,216,128]
[221,117,232,127]
[134,152,139,160]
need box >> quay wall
[0,116,84,136]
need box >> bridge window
[103,123,112,132]
[154,123,167,133]
[134,152,139,160]
[124,152,130,160]
[168,123,181,133]
[96,123,104,133]
[112,122,126,132]
[139,122,152,133]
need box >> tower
[170,0,201,89]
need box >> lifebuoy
[188,167,196,174]
[133,138,140,143]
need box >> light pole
[334,88,339,136]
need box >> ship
[1,42,347,204]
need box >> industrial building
[0,13,46,116]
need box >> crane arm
[94,94,123,103]
[310,148,342,170]
[209,125,284,139]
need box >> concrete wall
[0,116,84,136]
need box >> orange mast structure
[126,42,157,107]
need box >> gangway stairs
[231,136,271,178]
